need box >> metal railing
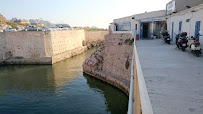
[128,37,153,114]
[128,47,135,114]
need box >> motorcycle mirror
[199,31,202,36]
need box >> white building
[113,10,167,39]
[166,0,203,47]
[111,0,203,42]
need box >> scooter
[189,35,202,57]
[176,32,188,51]
[162,32,171,44]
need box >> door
[140,22,143,39]
[195,21,201,39]
[171,22,174,41]
[179,21,182,33]
[148,22,151,39]
[143,23,149,38]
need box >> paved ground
[136,39,203,114]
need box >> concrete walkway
[136,39,203,114]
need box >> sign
[167,1,176,14]
[141,17,166,22]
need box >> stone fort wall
[85,31,108,44]
[0,32,6,64]
[103,33,134,81]
[5,31,46,59]
[83,33,134,95]
[0,30,108,64]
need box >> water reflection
[0,65,55,96]
[84,74,128,114]
[0,47,128,114]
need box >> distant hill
[0,14,26,29]
[0,14,8,24]
[0,14,11,29]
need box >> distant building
[29,19,52,27]
[14,19,30,25]
[10,18,18,22]
[55,24,71,28]
[29,19,38,25]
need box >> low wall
[84,31,108,48]
[85,31,108,42]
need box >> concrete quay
[136,39,203,114]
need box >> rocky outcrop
[83,47,104,73]
[83,33,134,96]
[82,47,130,95]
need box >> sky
[0,0,170,28]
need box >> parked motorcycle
[162,32,171,44]
[176,32,188,51]
[189,35,202,57]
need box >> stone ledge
[84,70,130,96]
[52,46,88,64]
[5,57,52,65]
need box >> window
[135,24,137,30]
[179,21,182,33]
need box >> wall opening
[143,23,149,38]
[171,22,174,41]
[195,21,201,39]
[179,21,182,33]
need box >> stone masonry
[0,30,108,65]
[83,33,134,95]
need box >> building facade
[111,0,203,42]
[166,0,203,14]
[113,10,167,39]
[166,0,203,49]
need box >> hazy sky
[0,0,170,28]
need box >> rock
[83,47,104,73]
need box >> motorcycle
[162,32,171,44]
[189,35,202,57]
[176,32,188,51]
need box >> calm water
[0,47,128,114]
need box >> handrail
[128,36,153,114]
[133,38,153,114]
[128,46,135,114]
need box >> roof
[113,10,166,22]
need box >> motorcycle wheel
[177,44,179,49]
[196,52,200,57]
[168,41,170,44]
[182,47,185,51]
